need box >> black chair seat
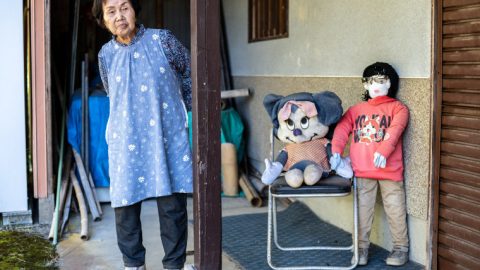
[271,175,352,195]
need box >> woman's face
[102,0,136,44]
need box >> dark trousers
[114,193,188,268]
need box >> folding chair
[266,129,359,270]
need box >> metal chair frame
[266,129,359,270]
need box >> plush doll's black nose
[293,129,302,136]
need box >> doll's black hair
[361,62,399,101]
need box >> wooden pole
[72,149,101,221]
[191,0,222,269]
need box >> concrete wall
[223,0,432,265]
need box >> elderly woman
[92,0,192,269]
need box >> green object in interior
[188,108,245,163]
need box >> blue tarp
[67,90,110,187]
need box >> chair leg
[267,188,275,269]
[351,176,359,268]
[272,193,281,249]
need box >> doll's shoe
[351,248,368,265]
[386,248,409,266]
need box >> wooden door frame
[191,0,222,269]
[430,0,443,269]
[31,0,54,224]
[31,0,52,200]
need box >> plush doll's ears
[264,91,343,128]
[263,94,284,128]
[312,91,343,126]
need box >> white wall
[223,0,431,77]
[0,0,27,212]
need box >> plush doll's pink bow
[278,101,318,121]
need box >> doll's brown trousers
[357,177,409,251]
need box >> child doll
[330,62,409,266]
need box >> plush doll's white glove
[330,153,353,178]
[373,152,387,168]
[262,159,283,185]
[329,153,341,170]
[336,157,353,178]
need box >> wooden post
[431,1,442,269]
[191,0,222,269]
[31,0,48,199]
[31,0,54,224]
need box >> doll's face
[363,75,391,99]
[277,106,329,144]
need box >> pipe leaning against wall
[72,149,101,221]
[71,167,89,240]
[60,180,74,236]
[48,148,73,240]
[48,176,69,241]
[239,173,262,207]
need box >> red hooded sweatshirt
[332,96,409,181]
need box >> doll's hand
[373,152,387,168]
[329,153,342,170]
[336,157,353,178]
[262,159,283,185]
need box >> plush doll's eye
[300,117,309,129]
[286,119,295,130]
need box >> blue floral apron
[102,28,193,208]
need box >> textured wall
[397,80,432,220]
